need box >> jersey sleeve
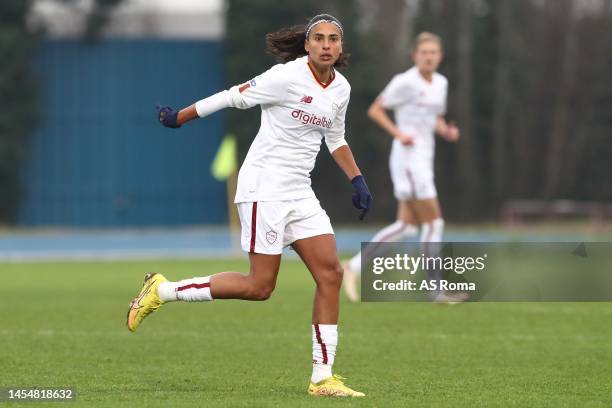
[378,75,412,109]
[324,91,350,154]
[226,64,289,110]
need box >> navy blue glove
[156,105,181,128]
[351,175,372,220]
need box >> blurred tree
[544,0,579,198]
[55,0,125,40]
[83,0,125,40]
[453,0,479,216]
[563,0,612,201]
[490,0,511,203]
[0,0,39,223]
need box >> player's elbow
[227,88,252,110]
[327,140,347,154]
[367,103,380,120]
[229,100,250,110]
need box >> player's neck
[418,68,433,83]
[308,61,333,85]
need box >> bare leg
[408,197,442,223]
[292,234,343,323]
[210,252,282,300]
[293,234,346,386]
[397,199,419,224]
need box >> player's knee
[317,262,343,290]
[247,280,275,300]
[250,287,274,301]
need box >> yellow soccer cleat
[308,375,365,397]
[126,273,168,332]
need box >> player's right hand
[394,129,414,145]
[444,121,460,142]
[351,175,372,221]
[399,133,414,145]
[156,105,181,128]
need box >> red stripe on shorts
[405,169,418,201]
[314,324,328,364]
[250,202,258,253]
[177,282,210,292]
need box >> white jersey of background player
[127,14,371,397]
[385,64,447,201]
[343,32,462,302]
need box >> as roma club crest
[266,230,278,245]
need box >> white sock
[157,281,178,302]
[349,220,418,275]
[420,218,444,243]
[311,324,337,383]
[311,363,332,385]
[420,219,445,295]
[420,218,444,255]
[158,276,214,302]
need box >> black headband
[305,14,344,38]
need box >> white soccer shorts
[236,197,334,255]
[389,160,437,201]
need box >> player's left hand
[351,175,372,221]
[443,121,460,141]
[156,105,181,128]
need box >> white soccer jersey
[379,66,447,165]
[222,56,351,203]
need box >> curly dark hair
[265,14,350,68]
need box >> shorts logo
[266,230,278,245]
[300,95,313,104]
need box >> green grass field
[2,258,612,407]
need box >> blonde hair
[412,32,443,53]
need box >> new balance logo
[300,95,313,104]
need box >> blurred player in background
[343,32,461,302]
[126,14,371,397]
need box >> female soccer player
[126,14,370,397]
[342,32,461,302]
